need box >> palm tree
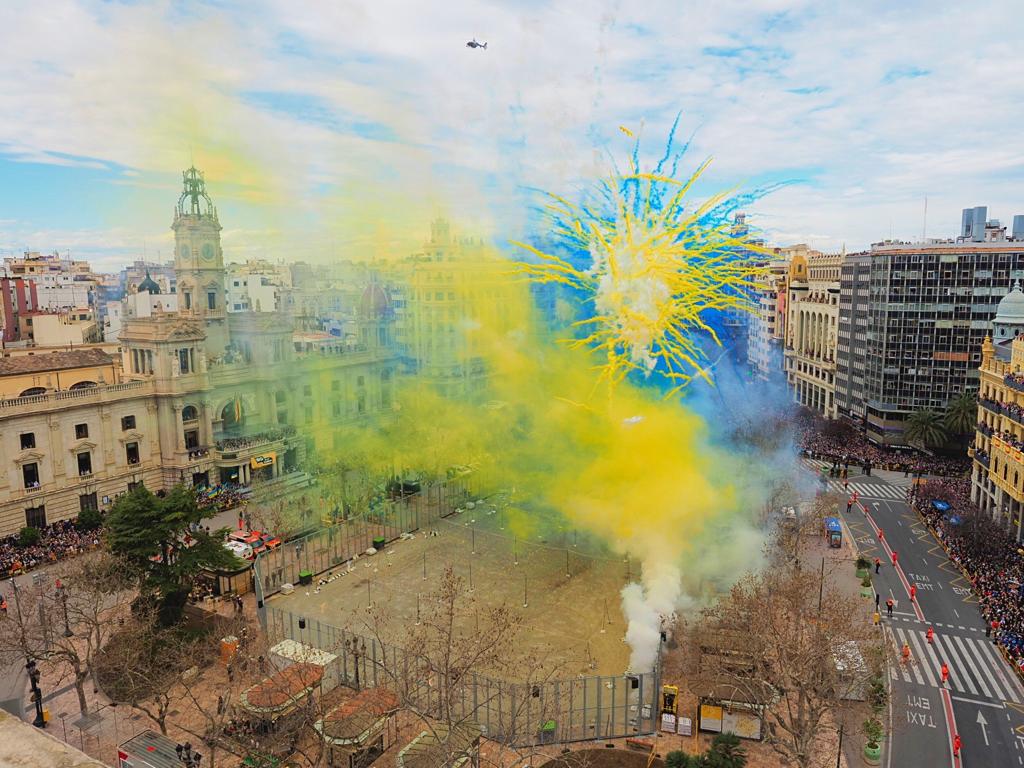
[945,391,978,437]
[904,409,949,449]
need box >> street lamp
[55,579,73,638]
[26,659,45,728]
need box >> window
[20,433,35,450]
[357,376,365,387]
[178,348,191,374]
[182,405,198,422]
[332,401,342,418]
[207,292,216,310]
[23,462,40,489]
[332,380,340,392]
[77,452,92,476]
[75,423,89,439]
[25,506,46,529]
[184,292,192,310]
[357,392,366,414]
[127,481,141,492]
[79,493,98,512]
[304,405,313,423]
[121,415,136,431]
[277,410,288,425]
[303,385,312,397]
[184,430,199,450]
[275,391,286,405]
[126,442,140,465]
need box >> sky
[0,0,1023,272]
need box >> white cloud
[0,0,1022,264]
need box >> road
[814,462,1024,767]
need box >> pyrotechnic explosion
[515,119,775,394]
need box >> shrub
[855,555,870,571]
[77,506,103,531]
[868,676,888,715]
[863,717,885,748]
[18,526,41,548]
[706,732,748,768]
[861,575,873,588]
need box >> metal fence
[263,605,658,746]
[253,478,475,604]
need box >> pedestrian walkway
[891,626,1024,704]
[828,480,907,500]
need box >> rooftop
[0,708,106,768]
[0,348,114,377]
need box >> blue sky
[0,0,1023,271]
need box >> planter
[863,741,882,765]
[860,586,874,598]
[857,568,869,580]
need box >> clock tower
[172,166,229,357]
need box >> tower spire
[177,166,216,218]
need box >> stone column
[100,410,114,466]
[172,404,185,452]
[48,416,65,477]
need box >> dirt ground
[267,513,633,678]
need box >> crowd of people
[215,425,297,452]
[0,519,102,578]
[196,483,251,513]
[914,477,1024,672]
[798,420,969,477]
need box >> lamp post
[26,659,45,728]
[55,579,73,638]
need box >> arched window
[69,381,97,390]
[182,405,198,422]
[19,387,46,397]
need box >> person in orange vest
[926,626,935,645]
[902,642,912,664]
[891,551,899,566]
[852,491,859,503]
[941,662,950,685]
[874,557,881,574]
[953,733,961,757]
[878,529,884,541]
[910,584,917,602]
[886,597,894,618]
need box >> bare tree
[684,565,879,768]
[362,566,561,768]
[0,552,134,716]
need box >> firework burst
[515,120,778,394]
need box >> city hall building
[0,168,397,536]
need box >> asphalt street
[817,462,1024,767]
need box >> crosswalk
[827,480,907,500]
[891,626,1024,703]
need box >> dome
[996,281,1024,323]
[358,282,391,319]
[137,270,161,295]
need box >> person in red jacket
[910,584,917,602]
[953,733,961,757]
[941,662,950,685]
[891,551,899,566]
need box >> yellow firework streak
[514,138,771,395]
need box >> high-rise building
[783,247,842,418]
[747,255,790,380]
[835,251,872,426]
[837,209,1024,445]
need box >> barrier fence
[263,605,658,746]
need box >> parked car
[224,540,255,560]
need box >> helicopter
[466,39,488,49]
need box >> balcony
[0,380,154,415]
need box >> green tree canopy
[944,391,978,436]
[105,484,241,623]
[904,409,949,449]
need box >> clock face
[179,244,191,260]
[201,243,215,262]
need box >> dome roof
[996,281,1024,323]
[358,282,391,318]
[137,270,161,295]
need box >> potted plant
[860,575,874,598]
[862,717,884,765]
[856,555,870,580]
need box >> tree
[684,565,879,768]
[363,566,559,768]
[903,409,948,449]
[105,484,241,623]
[944,391,978,438]
[0,552,134,716]
[705,732,748,768]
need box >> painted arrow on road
[977,709,989,746]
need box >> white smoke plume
[621,559,682,672]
